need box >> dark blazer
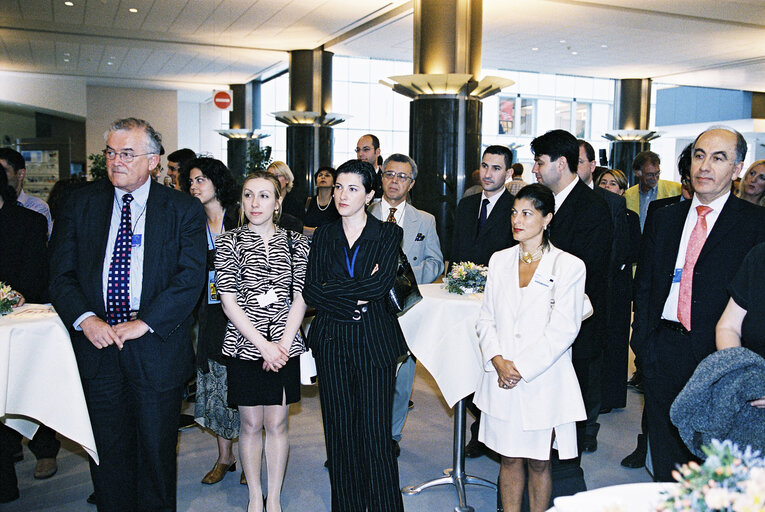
[0,202,48,303]
[631,194,765,366]
[646,194,682,220]
[549,179,613,359]
[303,216,407,368]
[49,179,207,391]
[450,189,516,266]
[594,186,628,275]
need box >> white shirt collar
[553,175,579,213]
[691,191,729,212]
[114,177,151,208]
[381,197,406,225]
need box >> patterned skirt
[194,359,240,439]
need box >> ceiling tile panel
[82,0,119,26]
[0,0,22,18]
[111,0,153,30]
[55,41,79,72]
[18,0,52,22]
[76,43,104,74]
[141,1,186,31]
[29,38,55,67]
[98,45,129,74]
[137,49,174,76]
[2,34,33,66]
[167,0,221,34]
[119,46,153,75]
[53,0,85,25]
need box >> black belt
[661,319,690,335]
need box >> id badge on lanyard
[208,270,220,304]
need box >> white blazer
[474,244,587,431]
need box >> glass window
[498,97,515,134]
[519,98,536,136]
[574,102,590,139]
[555,100,572,132]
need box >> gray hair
[382,153,418,180]
[693,125,747,164]
[105,117,162,155]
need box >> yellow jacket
[624,180,682,216]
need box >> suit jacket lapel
[659,201,691,287]
[401,203,418,254]
[141,182,166,306]
[88,182,114,307]
[478,190,509,239]
[697,195,740,264]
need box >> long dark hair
[515,184,555,250]
[0,162,17,205]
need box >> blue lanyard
[344,246,360,278]
[206,210,225,250]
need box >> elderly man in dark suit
[49,118,206,511]
[451,144,516,457]
[531,130,612,456]
[631,126,765,482]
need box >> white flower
[705,487,735,509]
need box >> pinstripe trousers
[314,328,404,512]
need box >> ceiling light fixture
[601,44,608,48]
[531,47,538,51]
[64,1,74,6]
[107,61,113,66]
[571,51,578,55]
[129,8,138,13]
[559,40,566,43]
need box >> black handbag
[388,248,422,315]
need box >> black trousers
[82,346,183,512]
[314,333,403,512]
[573,354,602,441]
[643,324,700,482]
[0,421,61,500]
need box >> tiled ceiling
[0,0,763,93]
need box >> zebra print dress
[214,226,309,361]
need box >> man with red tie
[631,126,765,481]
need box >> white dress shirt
[553,176,579,214]
[480,189,504,219]
[381,197,406,225]
[661,192,730,321]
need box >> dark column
[284,49,334,205]
[410,96,481,259]
[409,0,483,258]
[226,84,248,180]
[609,79,653,186]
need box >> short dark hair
[515,184,555,249]
[167,148,196,164]
[511,163,524,177]
[632,151,660,171]
[678,143,694,182]
[483,145,513,170]
[0,147,25,173]
[530,130,578,174]
[335,159,377,194]
[693,126,747,164]
[578,140,595,163]
[382,153,418,180]
[0,160,17,204]
[180,157,239,209]
[361,134,380,151]
[314,166,336,182]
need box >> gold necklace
[519,245,544,264]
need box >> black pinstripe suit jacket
[303,215,408,368]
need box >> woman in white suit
[475,184,587,512]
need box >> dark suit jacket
[549,179,613,359]
[646,194,682,221]
[594,186,628,276]
[0,202,48,303]
[450,189,516,266]
[631,194,765,367]
[303,216,408,368]
[49,179,207,391]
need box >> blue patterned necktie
[106,193,133,325]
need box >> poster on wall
[499,97,515,134]
[22,150,58,200]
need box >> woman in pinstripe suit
[303,159,408,512]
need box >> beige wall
[0,71,87,118]
[86,86,178,163]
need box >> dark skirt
[225,356,300,407]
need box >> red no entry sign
[213,90,233,110]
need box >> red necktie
[677,205,712,331]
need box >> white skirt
[478,390,579,460]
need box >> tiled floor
[3,363,651,511]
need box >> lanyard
[206,210,226,250]
[344,245,360,278]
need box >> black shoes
[627,372,644,393]
[464,438,488,458]
[408,400,414,409]
[621,434,647,468]
[87,492,96,505]
[393,440,401,458]
[581,434,598,453]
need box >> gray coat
[670,346,765,458]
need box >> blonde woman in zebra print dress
[215,170,309,512]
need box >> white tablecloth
[0,304,98,463]
[549,482,676,512]
[398,283,484,408]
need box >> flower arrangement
[0,282,21,316]
[658,439,765,512]
[444,262,488,295]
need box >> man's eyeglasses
[642,171,660,179]
[382,171,413,182]
[103,149,155,163]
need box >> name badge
[207,270,220,304]
[533,272,555,288]
[672,268,683,283]
[256,288,279,308]
[131,234,142,247]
